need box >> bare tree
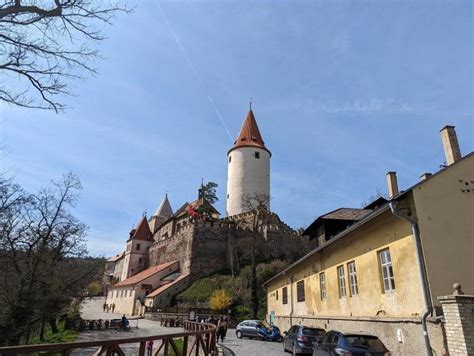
[0,0,129,112]
[240,193,270,319]
[0,173,92,345]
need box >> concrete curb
[217,344,236,356]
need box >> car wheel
[236,330,242,339]
[292,344,298,356]
[277,335,283,343]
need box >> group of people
[103,302,116,313]
[200,316,228,343]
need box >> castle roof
[153,194,173,218]
[113,261,178,287]
[228,110,271,156]
[107,251,125,263]
[146,273,189,298]
[128,216,153,242]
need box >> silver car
[235,320,262,339]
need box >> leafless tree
[0,0,129,112]
[0,173,94,345]
[240,193,270,318]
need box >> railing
[0,320,217,356]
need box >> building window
[379,249,395,292]
[296,280,305,302]
[276,290,279,300]
[228,156,231,163]
[136,243,141,251]
[337,266,347,298]
[139,257,142,264]
[348,261,358,296]
[320,272,327,300]
[254,151,260,159]
[282,286,288,304]
[227,194,229,199]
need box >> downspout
[283,272,294,326]
[390,201,433,356]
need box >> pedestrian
[112,303,116,313]
[103,303,107,312]
[217,317,227,343]
[145,340,154,356]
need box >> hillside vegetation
[177,260,287,320]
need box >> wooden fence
[0,320,217,356]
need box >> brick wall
[438,293,474,355]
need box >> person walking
[112,303,116,313]
[217,317,228,343]
[145,340,154,356]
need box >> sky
[1,0,473,256]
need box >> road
[221,329,287,356]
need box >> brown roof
[107,251,125,262]
[321,208,373,221]
[129,216,152,241]
[113,261,178,287]
[146,274,189,298]
[229,110,271,155]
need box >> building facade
[264,126,473,355]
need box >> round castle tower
[226,108,271,216]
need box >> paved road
[220,329,287,356]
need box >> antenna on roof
[142,210,147,217]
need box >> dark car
[313,330,390,356]
[283,325,326,355]
[236,320,262,339]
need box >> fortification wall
[148,213,309,280]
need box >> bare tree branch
[0,0,130,112]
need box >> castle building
[103,107,309,315]
[226,109,271,216]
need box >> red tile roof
[146,274,189,298]
[229,110,271,155]
[113,261,178,287]
[129,216,152,241]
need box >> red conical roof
[129,216,152,241]
[228,110,271,155]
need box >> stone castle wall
[148,213,309,280]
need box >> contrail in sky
[153,1,234,142]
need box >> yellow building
[264,126,473,355]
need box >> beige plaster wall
[267,211,425,320]
[412,154,474,300]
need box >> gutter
[389,201,433,356]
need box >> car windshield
[345,335,386,351]
[302,328,325,336]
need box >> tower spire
[249,97,252,110]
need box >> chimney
[386,171,399,198]
[440,125,462,165]
[420,173,432,181]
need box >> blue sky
[1,0,472,256]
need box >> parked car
[313,330,390,356]
[236,320,262,339]
[283,325,326,355]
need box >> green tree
[198,181,218,205]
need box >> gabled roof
[113,261,178,287]
[107,251,125,262]
[229,110,271,155]
[153,194,173,218]
[129,216,153,241]
[146,273,189,298]
[303,208,372,236]
[363,197,389,210]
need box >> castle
[104,108,308,315]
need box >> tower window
[255,152,260,159]
[228,156,231,163]
[227,194,229,199]
[136,243,141,251]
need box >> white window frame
[348,261,358,296]
[379,249,396,292]
[320,272,327,300]
[337,265,347,298]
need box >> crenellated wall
[148,212,309,280]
